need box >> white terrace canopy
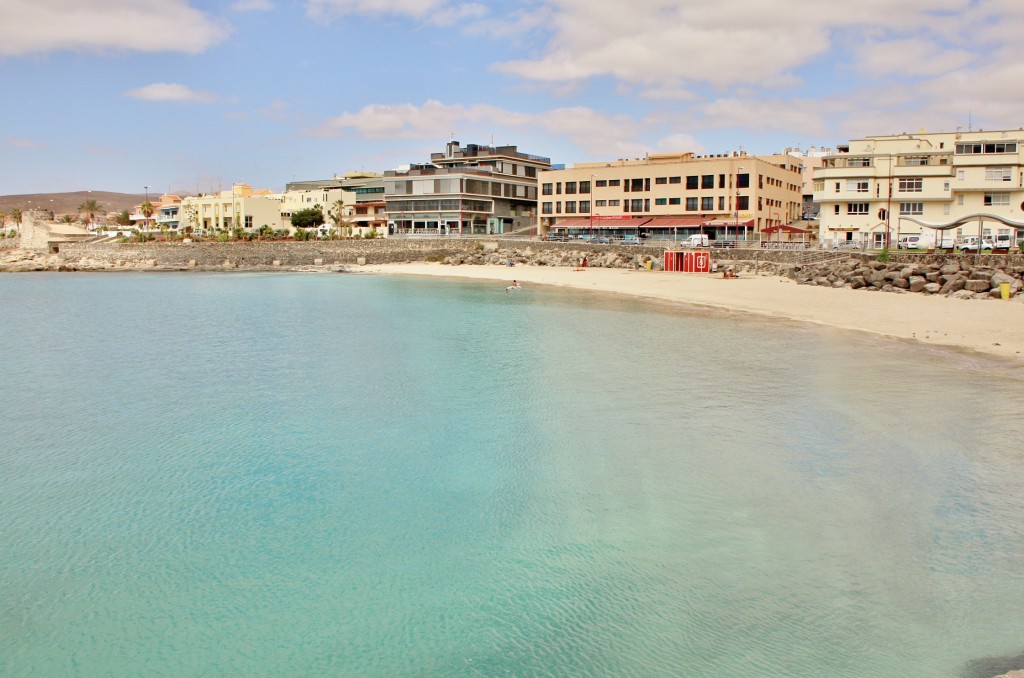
[897,213,1024,247]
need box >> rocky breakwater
[440,243,658,269]
[783,256,1024,300]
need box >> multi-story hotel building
[813,130,1024,248]
[384,140,551,236]
[537,152,803,241]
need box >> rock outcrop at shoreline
[765,256,1024,299]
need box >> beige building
[813,130,1024,248]
[283,172,386,237]
[180,184,281,236]
[538,152,803,243]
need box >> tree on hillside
[10,208,22,225]
[59,214,76,224]
[114,209,132,227]
[79,198,104,229]
[291,206,325,230]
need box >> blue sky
[2,0,1023,195]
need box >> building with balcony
[384,141,550,236]
[813,130,1024,248]
[179,183,281,236]
[537,152,803,242]
[282,172,385,236]
[130,194,182,232]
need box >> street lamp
[144,185,150,230]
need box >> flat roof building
[538,152,803,243]
[813,129,1024,249]
[384,140,551,236]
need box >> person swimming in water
[505,280,522,293]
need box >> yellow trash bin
[645,260,652,270]
[1000,283,1011,300]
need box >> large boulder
[940,278,966,294]
[992,271,1023,292]
[923,282,941,294]
[908,275,928,292]
[964,279,991,293]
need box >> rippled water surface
[2,272,1023,677]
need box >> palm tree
[10,207,22,225]
[140,201,154,231]
[79,198,103,230]
[328,200,345,239]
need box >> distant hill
[0,191,189,217]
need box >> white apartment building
[813,129,1024,248]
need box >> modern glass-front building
[384,141,551,236]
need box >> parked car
[992,234,1021,250]
[684,234,710,247]
[898,235,926,250]
[833,241,864,250]
[956,237,994,251]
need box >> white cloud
[124,83,217,104]
[489,0,1013,91]
[0,0,226,56]
[308,99,653,160]
[232,0,273,10]
[306,0,486,25]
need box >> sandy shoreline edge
[360,262,1024,365]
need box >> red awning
[643,216,707,228]
[550,217,648,229]
[762,224,813,234]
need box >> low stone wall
[7,239,1024,301]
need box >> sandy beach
[362,262,1024,364]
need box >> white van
[685,234,709,248]
[898,235,926,250]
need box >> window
[541,202,553,214]
[719,174,726,188]
[541,183,553,195]
[737,196,749,211]
[903,156,929,166]
[608,179,620,187]
[848,157,871,167]
[984,192,1010,206]
[835,182,841,192]
[898,177,923,192]
[834,205,840,215]
[565,181,577,194]
[943,181,950,191]
[718,196,725,210]
[986,167,1012,181]
[686,176,698,189]
[579,200,591,213]
[701,196,714,210]
[813,180,824,192]
[579,181,591,194]
[686,197,698,211]
[655,197,668,205]
[595,180,608,187]
[957,195,964,205]
[669,176,681,184]
[607,199,620,206]
[957,170,965,181]
[244,215,253,228]
[631,199,644,212]
[847,180,868,192]
[669,197,681,205]
[556,182,562,194]
[701,175,714,189]
[957,142,1017,154]
[564,201,576,213]
[899,202,923,215]
[847,202,869,214]
[737,173,750,189]
[555,201,561,213]
[595,200,607,207]
[655,177,668,185]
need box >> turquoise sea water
[1,272,1023,677]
